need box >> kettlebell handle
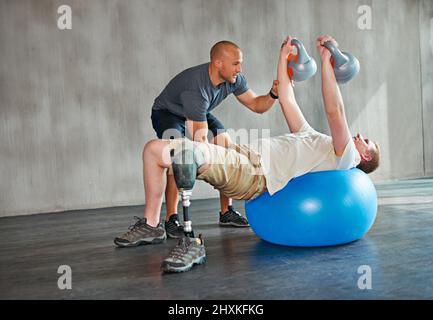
[322,41,349,68]
[290,38,311,64]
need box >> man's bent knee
[142,139,174,167]
[142,139,161,160]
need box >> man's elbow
[245,102,261,114]
[252,100,273,114]
[325,104,344,117]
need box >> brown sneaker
[161,234,206,273]
[114,217,166,247]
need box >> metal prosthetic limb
[170,139,205,238]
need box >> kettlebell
[323,41,360,83]
[287,39,317,82]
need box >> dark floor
[1,178,433,300]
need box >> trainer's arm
[318,35,351,156]
[236,86,277,114]
[186,120,209,143]
[277,36,307,133]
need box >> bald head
[209,41,243,85]
[210,41,241,61]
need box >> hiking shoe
[219,206,250,227]
[161,234,206,273]
[164,214,185,239]
[114,216,166,247]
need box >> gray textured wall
[0,0,431,217]
[420,0,433,177]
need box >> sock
[167,213,178,222]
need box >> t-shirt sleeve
[336,139,361,169]
[233,73,249,96]
[297,121,315,133]
[180,91,209,122]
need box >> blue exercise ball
[245,168,377,247]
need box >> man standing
[114,40,278,245]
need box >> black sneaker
[161,234,206,273]
[114,217,166,247]
[219,206,250,227]
[164,214,185,239]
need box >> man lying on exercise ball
[115,35,381,273]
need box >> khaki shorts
[197,143,267,200]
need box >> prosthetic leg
[170,139,205,238]
[161,139,207,273]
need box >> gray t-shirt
[152,63,249,121]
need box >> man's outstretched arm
[235,83,278,114]
[277,36,308,133]
[317,35,352,156]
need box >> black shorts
[151,109,226,140]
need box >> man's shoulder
[164,62,210,95]
[174,62,211,89]
[180,62,209,77]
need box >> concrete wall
[420,0,433,176]
[0,0,431,217]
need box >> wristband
[269,89,278,99]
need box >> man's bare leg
[142,139,210,227]
[113,139,179,248]
[142,139,173,227]
[164,173,179,221]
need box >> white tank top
[248,122,361,195]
